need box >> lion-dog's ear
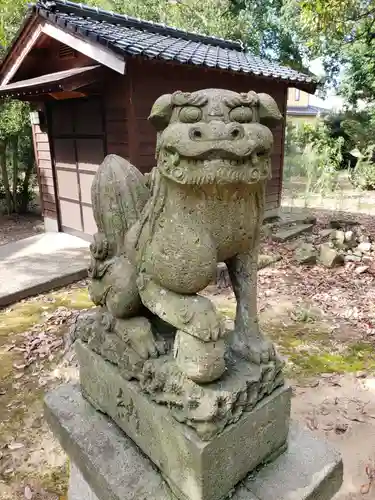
[257,93,283,127]
[148,94,173,131]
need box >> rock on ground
[294,243,317,265]
[319,243,344,268]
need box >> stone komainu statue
[80,88,283,437]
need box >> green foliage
[0,0,29,52]
[0,100,35,214]
[350,145,375,190]
[286,120,341,156]
[0,99,29,138]
[88,0,247,44]
[284,121,343,196]
[282,0,375,105]
[340,39,375,105]
[321,108,375,170]
[228,0,305,69]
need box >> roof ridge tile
[36,0,245,50]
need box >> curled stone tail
[91,154,150,257]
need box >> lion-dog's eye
[229,106,253,123]
[179,106,202,123]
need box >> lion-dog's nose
[188,121,245,141]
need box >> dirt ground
[1,214,375,499]
[0,214,43,246]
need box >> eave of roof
[0,65,100,98]
[287,105,329,116]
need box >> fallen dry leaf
[306,414,319,430]
[361,464,375,494]
[335,422,349,434]
[7,442,24,450]
[355,265,369,275]
[24,485,33,499]
[13,363,26,370]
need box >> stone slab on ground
[0,232,90,307]
[75,339,291,500]
[272,224,314,242]
[244,424,343,500]
[279,214,317,227]
[45,384,343,500]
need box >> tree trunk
[19,158,35,213]
[11,135,19,212]
[0,139,13,214]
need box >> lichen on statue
[77,88,284,440]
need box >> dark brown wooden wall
[31,122,57,219]
[125,58,288,211]
[103,73,129,159]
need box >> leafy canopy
[282,0,375,104]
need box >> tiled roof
[33,0,316,87]
[287,105,329,116]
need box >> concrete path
[0,232,90,307]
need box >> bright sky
[308,58,345,111]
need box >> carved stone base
[76,340,291,500]
[73,309,284,440]
[44,384,343,500]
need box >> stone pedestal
[44,384,343,500]
[75,340,290,500]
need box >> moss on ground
[218,303,375,377]
[0,284,92,499]
[0,303,47,337]
[0,287,92,338]
[219,306,236,321]
[38,463,69,496]
[51,287,93,310]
